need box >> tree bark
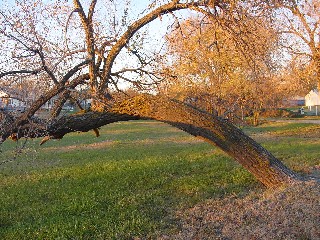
[112,95,301,188]
[2,95,303,188]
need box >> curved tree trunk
[1,95,303,188]
[0,1,308,189]
[111,95,301,188]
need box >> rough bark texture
[2,95,303,188]
[111,95,301,188]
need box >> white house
[305,89,320,115]
[0,90,27,111]
[0,90,10,108]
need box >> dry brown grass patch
[162,181,320,240]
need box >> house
[0,91,9,108]
[305,89,320,115]
[0,90,76,112]
[284,96,305,106]
[41,97,75,111]
[80,98,92,109]
[0,90,27,111]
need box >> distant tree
[271,0,320,90]
[161,14,282,125]
[0,0,315,188]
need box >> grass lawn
[0,120,319,239]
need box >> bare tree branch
[0,73,89,143]
[99,1,206,92]
[61,59,91,84]
[0,69,41,79]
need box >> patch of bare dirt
[160,181,320,240]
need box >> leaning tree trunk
[1,95,302,188]
[111,95,301,188]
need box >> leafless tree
[270,0,320,89]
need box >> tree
[271,0,320,89]
[0,0,315,188]
[161,14,283,125]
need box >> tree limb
[2,94,305,188]
[0,73,90,144]
[99,1,206,92]
[0,69,41,79]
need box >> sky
[0,0,194,90]
[0,0,193,54]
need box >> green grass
[0,120,319,239]
[243,121,320,172]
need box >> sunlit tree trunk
[111,95,301,188]
[0,0,311,189]
[0,94,305,188]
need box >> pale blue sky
[0,0,194,89]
